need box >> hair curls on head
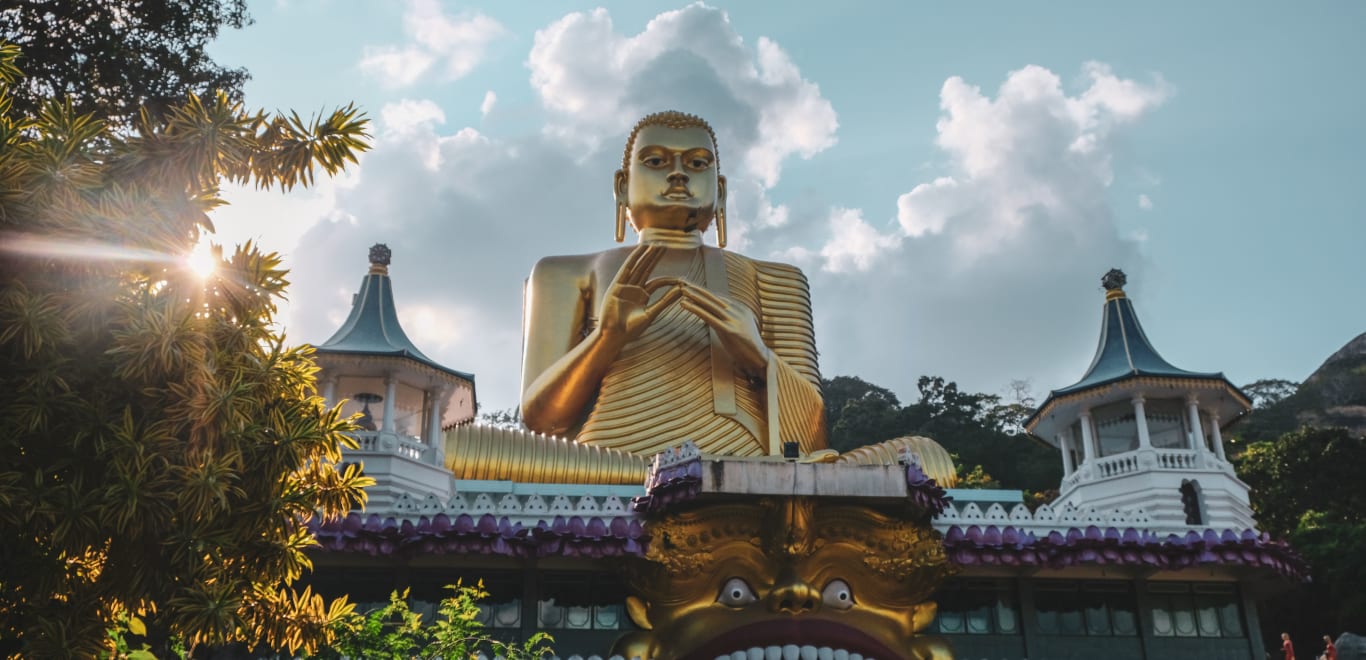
[620,111,721,173]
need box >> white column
[1210,412,1227,462]
[1079,410,1097,468]
[1186,395,1206,456]
[426,389,444,443]
[1058,433,1074,475]
[1132,395,1153,451]
[382,377,397,434]
[428,390,447,466]
[321,377,337,408]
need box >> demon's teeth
[716,647,874,660]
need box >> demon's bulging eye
[822,579,853,609]
[717,577,758,607]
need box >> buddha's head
[613,498,954,660]
[615,111,728,244]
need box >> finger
[679,299,724,327]
[629,247,663,285]
[643,276,685,294]
[678,285,727,319]
[642,286,684,322]
[678,281,731,309]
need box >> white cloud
[526,3,837,188]
[480,90,497,117]
[1138,194,1153,210]
[809,63,1169,400]
[360,0,506,88]
[819,208,900,273]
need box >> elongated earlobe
[615,202,627,243]
[716,206,727,248]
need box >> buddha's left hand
[674,281,771,377]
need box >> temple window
[1035,581,1138,636]
[536,572,631,631]
[931,579,1020,635]
[1092,401,1138,457]
[1180,480,1204,525]
[1148,583,1243,638]
[1144,398,1188,449]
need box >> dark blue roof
[1053,292,1222,396]
[315,266,474,382]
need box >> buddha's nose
[768,572,819,614]
[667,170,689,186]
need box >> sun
[186,240,217,279]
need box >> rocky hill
[1235,332,1366,442]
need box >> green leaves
[0,41,371,657]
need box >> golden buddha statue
[519,110,826,458]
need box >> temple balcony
[341,429,455,509]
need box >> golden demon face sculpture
[614,499,955,660]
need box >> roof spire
[369,243,392,275]
[1102,268,1127,301]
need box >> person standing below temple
[1321,634,1337,660]
[1283,632,1296,660]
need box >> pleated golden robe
[574,248,827,457]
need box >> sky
[206,0,1366,414]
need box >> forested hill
[1234,331,1366,443]
[822,375,1062,494]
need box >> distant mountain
[1234,332,1366,442]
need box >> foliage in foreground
[1237,426,1366,648]
[0,0,252,127]
[315,583,554,660]
[0,41,372,656]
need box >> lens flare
[186,240,217,279]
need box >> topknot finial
[1102,268,1127,299]
[369,243,392,275]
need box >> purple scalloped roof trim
[308,512,646,559]
[905,461,951,517]
[942,524,1308,581]
[632,457,703,513]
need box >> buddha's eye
[641,155,666,167]
[717,577,758,607]
[822,579,853,610]
[688,157,710,169]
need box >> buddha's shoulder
[716,248,809,284]
[530,247,633,283]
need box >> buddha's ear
[614,169,629,204]
[625,595,653,630]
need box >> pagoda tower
[1025,269,1256,531]
[313,244,475,507]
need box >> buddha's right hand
[598,244,684,342]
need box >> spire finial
[368,243,392,275]
[1102,268,1127,300]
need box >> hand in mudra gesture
[674,281,770,377]
[598,245,684,342]
[599,245,770,377]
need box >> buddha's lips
[677,619,903,660]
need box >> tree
[823,375,903,453]
[1242,378,1299,410]
[1238,426,1366,646]
[0,42,372,656]
[822,374,1062,492]
[0,1,251,127]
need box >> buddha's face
[613,502,953,660]
[617,124,726,234]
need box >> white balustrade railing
[1096,453,1140,478]
[1156,449,1197,470]
[348,430,432,463]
